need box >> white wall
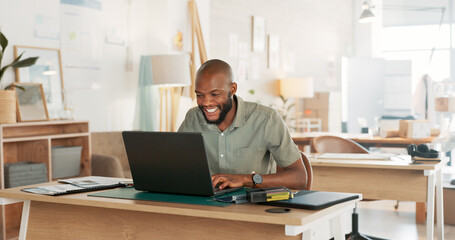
[0,0,209,131]
[209,0,354,109]
[1,0,354,131]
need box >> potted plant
[0,30,38,124]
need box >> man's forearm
[252,168,307,189]
[212,159,307,190]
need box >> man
[178,59,307,190]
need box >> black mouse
[451,179,455,185]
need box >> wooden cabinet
[0,120,91,239]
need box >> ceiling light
[359,1,375,23]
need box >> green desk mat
[88,187,246,207]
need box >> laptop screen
[122,131,217,196]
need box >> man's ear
[230,82,237,95]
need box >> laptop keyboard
[213,186,243,196]
[213,186,227,192]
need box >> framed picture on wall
[14,46,64,119]
[268,35,280,70]
[15,83,49,122]
[252,16,266,52]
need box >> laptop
[122,131,243,197]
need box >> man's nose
[201,96,213,106]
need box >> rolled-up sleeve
[265,110,301,168]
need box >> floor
[356,200,455,240]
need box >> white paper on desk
[22,184,84,195]
[58,176,120,188]
[316,153,396,160]
[40,185,83,192]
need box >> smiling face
[195,71,237,126]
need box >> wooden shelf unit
[0,120,91,185]
[0,120,91,240]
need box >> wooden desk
[309,156,446,240]
[0,182,360,240]
[292,132,436,149]
[292,132,440,224]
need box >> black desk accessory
[265,208,292,214]
[215,187,292,204]
[407,144,440,163]
[246,187,293,203]
[260,190,359,210]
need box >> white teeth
[206,107,218,113]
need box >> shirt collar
[232,95,246,128]
[196,95,246,130]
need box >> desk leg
[302,229,312,240]
[425,170,435,240]
[329,215,344,240]
[18,200,30,240]
[286,203,353,240]
[436,168,444,240]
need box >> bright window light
[382,24,450,51]
[383,50,449,89]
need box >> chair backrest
[91,131,131,176]
[300,151,313,190]
[278,151,313,190]
[310,135,369,154]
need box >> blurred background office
[0,0,454,136]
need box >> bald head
[194,59,237,129]
[196,59,233,85]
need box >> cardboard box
[435,97,455,112]
[380,129,399,138]
[443,187,455,225]
[398,120,430,139]
[303,92,329,110]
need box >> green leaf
[0,31,8,53]
[0,66,7,80]
[11,57,38,68]
[11,52,24,65]
[0,55,38,85]
[5,83,25,91]
[0,54,21,80]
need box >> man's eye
[212,93,220,96]
[196,95,202,98]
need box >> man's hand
[211,174,250,190]
[212,157,307,190]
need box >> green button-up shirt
[178,95,300,175]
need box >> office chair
[277,151,313,190]
[311,136,388,240]
[300,151,313,190]
[310,135,369,154]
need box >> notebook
[315,153,395,160]
[260,190,360,210]
[21,176,129,196]
[122,131,243,197]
